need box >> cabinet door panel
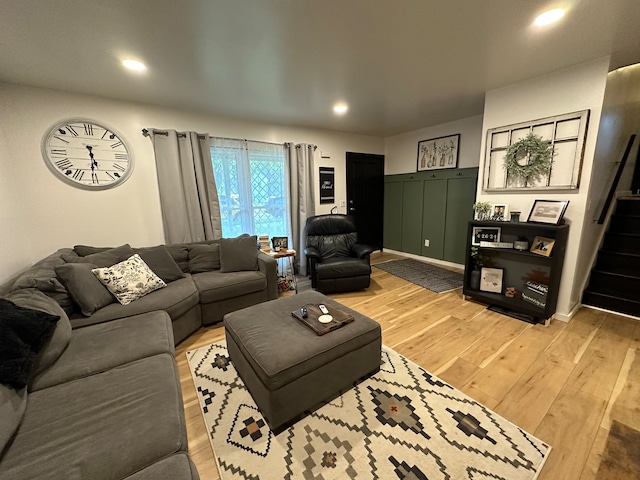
[421,179,446,259]
[383,181,403,250]
[401,180,423,254]
[444,177,477,263]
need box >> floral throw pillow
[92,254,166,306]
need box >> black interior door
[346,152,385,251]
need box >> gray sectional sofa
[0,236,279,479]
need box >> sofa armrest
[304,246,321,259]
[257,252,278,300]
[351,243,375,259]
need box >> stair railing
[597,134,636,224]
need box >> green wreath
[504,133,554,183]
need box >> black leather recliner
[304,214,374,293]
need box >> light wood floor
[175,252,640,480]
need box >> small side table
[261,248,297,293]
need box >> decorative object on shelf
[479,241,514,248]
[504,133,554,186]
[491,203,509,221]
[41,118,133,189]
[527,199,569,225]
[480,267,503,293]
[510,211,521,223]
[271,236,288,252]
[514,238,529,251]
[530,236,555,256]
[472,226,501,245]
[473,201,493,220]
[483,110,589,191]
[521,281,549,309]
[469,245,489,290]
[417,134,460,171]
[505,286,522,299]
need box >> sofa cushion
[3,289,71,382]
[0,297,60,388]
[188,243,221,273]
[31,311,174,391]
[124,453,199,480]
[0,384,26,455]
[92,254,166,306]
[220,235,258,272]
[166,244,191,273]
[54,262,115,316]
[134,246,185,283]
[193,270,267,304]
[0,354,187,480]
[63,243,135,267]
[70,276,199,328]
[10,248,76,316]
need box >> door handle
[349,208,356,212]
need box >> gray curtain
[149,130,222,244]
[288,143,316,275]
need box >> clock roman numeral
[110,141,123,149]
[114,153,128,160]
[84,123,94,136]
[113,163,126,171]
[92,172,99,184]
[65,125,79,136]
[106,172,115,181]
[101,130,109,139]
[53,135,69,144]
[50,148,67,156]
[72,169,84,180]
[54,158,72,169]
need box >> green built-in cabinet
[383,168,478,264]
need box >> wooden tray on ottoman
[291,304,354,336]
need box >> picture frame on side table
[480,267,504,293]
[491,203,509,221]
[271,237,288,252]
[417,134,460,171]
[472,226,501,246]
[530,236,555,256]
[527,200,569,225]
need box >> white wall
[476,57,610,319]
[0,82,383,284]
[384,115,483,174]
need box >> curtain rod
[142,128,316,149]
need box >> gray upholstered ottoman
[224,290,381,432]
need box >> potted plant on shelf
[473,201,492,221]
[469,246,489,290]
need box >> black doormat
[373,258,463,293]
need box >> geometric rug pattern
[373,258,464,293]
[187,342,550,480]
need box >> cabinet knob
[431,174,436,178]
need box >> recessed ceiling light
[534,8,565,26]
[122,59,147,72]
[333,103,348,115]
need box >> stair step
[603,232,640,254]
[583,291,640,318]
[587,270,640,298]
[596,251,640,276]
[609,214,640,234]
[615,198,640,216]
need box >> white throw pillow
[92,254,166,306]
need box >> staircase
[583,197,640,317]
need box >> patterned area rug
[373,258,463,293]
[187,342,550,480]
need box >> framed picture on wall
[417,134,460,171]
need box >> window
[210,138,290,239]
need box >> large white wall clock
[41,118,134,189]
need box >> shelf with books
[463,220,569,324]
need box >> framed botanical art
[527,200,569,225]
[417,134,460,171]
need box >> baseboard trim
[582,303,640,321]
[553,302,581,323]
[381,249,464,271]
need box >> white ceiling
[2,0,640,137]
